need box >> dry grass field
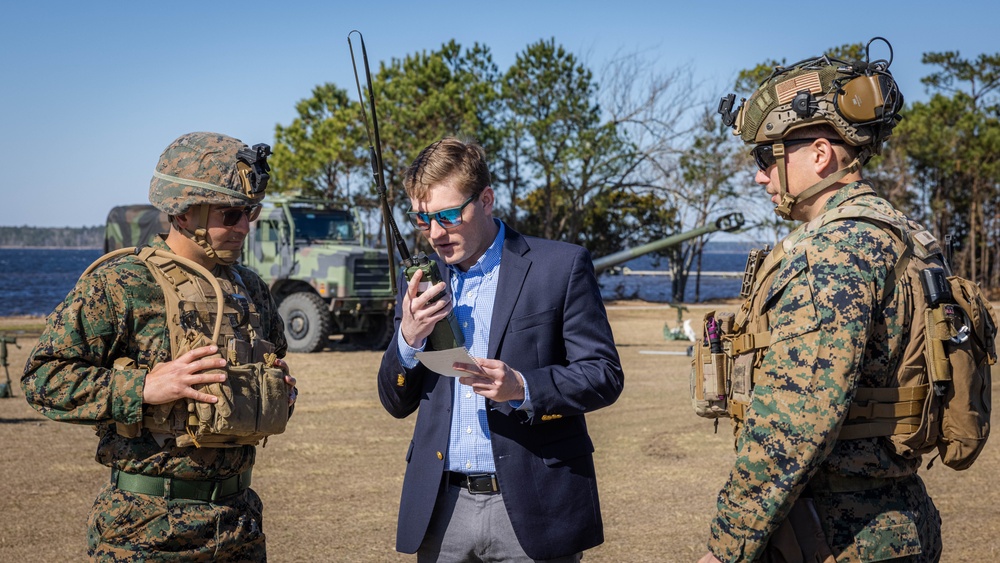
[1,302,997,562]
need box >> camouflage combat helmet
[149,132,271,215]
[149,132,272,265]
[718,37,903,219]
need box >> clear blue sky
[3,1,997,227]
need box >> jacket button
[436,451,443,460]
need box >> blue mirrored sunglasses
[407,195,477,231]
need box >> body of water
[597,250,748,303]
[0,246,756,317]
[0,248,104,317]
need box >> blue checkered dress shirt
[398,220,531,473]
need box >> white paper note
[415,347,484,377]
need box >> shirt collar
[449,218,504,279]
[823,180,878,211]
[151,236,171,251]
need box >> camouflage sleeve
[262,288,287,357]
[707,222,896,561]
[21,264,145,426]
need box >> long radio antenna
[348,30,411,292]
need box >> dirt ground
[1,303,998,562]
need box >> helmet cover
[149,132,267,215]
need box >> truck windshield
[290,208,355,242]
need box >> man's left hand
[274,358,298,407]
[698,552,722,563]
[456,358,524,403]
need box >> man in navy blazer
[377,137,624,562]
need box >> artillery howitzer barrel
[592,212,745,274]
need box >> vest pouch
[691,312,729,418]
[950,276,998,363]
[258,366,290,435]
[934,276,995,469]
[229,338,252,366]
[729,351,755,407]
[199,364,285,438]
[253,338,277,364]
[212,364,258,436]
[886,367,939,459]
[924,307,954,386]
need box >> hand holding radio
[399,268,453,348]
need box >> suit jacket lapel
[488,225,530,358]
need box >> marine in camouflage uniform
[702,42,941,562]
[22,132,296,561]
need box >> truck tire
[344,313,394,350]
[278,292,331,353]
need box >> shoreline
[0,246,101,250]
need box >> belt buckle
[466,473,498,494]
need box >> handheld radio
[348,31,463,351]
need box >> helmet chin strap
[772,143,868,221]
[177,205,241,266]
[773,143,793,220]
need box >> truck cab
[243,196,395,352]
[104,197,396,353]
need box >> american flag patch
[775,72,822,105]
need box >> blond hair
[402,137,491,200]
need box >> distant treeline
[0,226,102,248]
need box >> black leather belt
[448,472,500,494]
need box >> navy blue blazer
[377,224,624,560]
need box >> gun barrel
[592,212,745,274]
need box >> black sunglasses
[750,138,845,171]
[217,204,262,227]
[407,195,477,231]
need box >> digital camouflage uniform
[23,236,286,561]
[707,182,941,562]
[23,131,287,561]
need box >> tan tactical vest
[692,205,996,469]
[84,246,289,448]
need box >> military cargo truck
[104,196,396,353]
[103,205,171,253]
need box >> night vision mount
[236,143,272,196]
[718,93,739,128]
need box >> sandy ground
[0,302,997,562]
